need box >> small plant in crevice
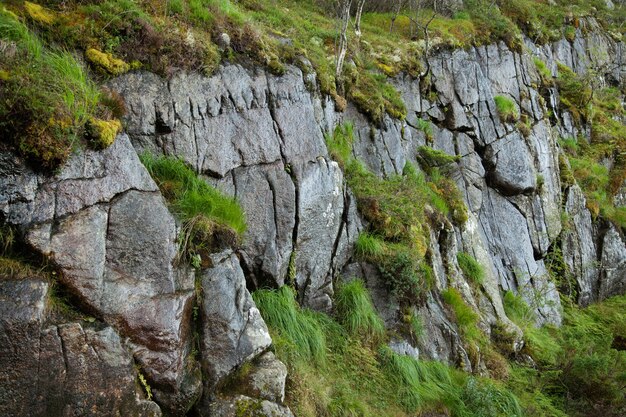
[494,95,519,123]
[136,368,153,401]
[140,153,246,264]
[456,252,485,286]
[415,117,434,142]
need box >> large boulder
[0,135,201,415]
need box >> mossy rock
[85,48,130,76]
[24,1,55,25]
[86,118,121,148]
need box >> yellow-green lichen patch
[86,117,121,148]
[85,48,130,76]
[24,1,55,25]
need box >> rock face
[1,15,626,416]
[200,251,272,390]
[0,135,201,415]
[110,66,361,311]
[0,279,161,417]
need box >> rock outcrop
[1,15,625,416]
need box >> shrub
[334,279,385,342]
[494,95,519,123]
[456,252,485,285]
[379,250,432,304]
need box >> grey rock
[389,338,420,360]
[208,395,295,417]
[562,185,599,306]
[0,137,200,415]
[599,225,626,300]
[485,133,536,195]
[240,352,288,404]
[294,159,348,310]
[231,162,296,289]
[200,251,272,390]
[0,279,161,417]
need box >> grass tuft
[334,279,385,342]
[494,95,519,123]
[456,252,485,285]
[140,153,245,262]
[253,286,327,365]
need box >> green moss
[85,117,121,148]
[85,48,130,76]
[24,1,55,25]
[494,95,519,123]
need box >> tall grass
[456,252,485,285]
[334,279,385,342]
[253,286,328,365]
[140,153,246,235]
[0,9,101,168]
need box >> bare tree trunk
[354,0,366,37]
[389,0,402,33]
[336,0,352,95]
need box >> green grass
[354,232,385,261]
[252,286,328,365]
[254,283,526,417]
[504,290,626,416]
[326,124,468,303]
[334,279,385,342]
[494,95,519,123]
[140,153,245,261]
[442,287,481,341]
[0,8,103,169]
[456,252,485,285]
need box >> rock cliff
[1,17,625,417]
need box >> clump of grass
[253,286,328,365]
[324,123,354,169]
[334,279,385,343]
[556,63,592,124]
[354,232,385,260]
[533,57,552,84]
[442,287,480,341]
[0,9,105,169]
[456,252,485,285]
[140,153,245,261]
[347,71,407,124]
[415,118,434,142]
[494,95,519,123]
[417,146,460,169]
